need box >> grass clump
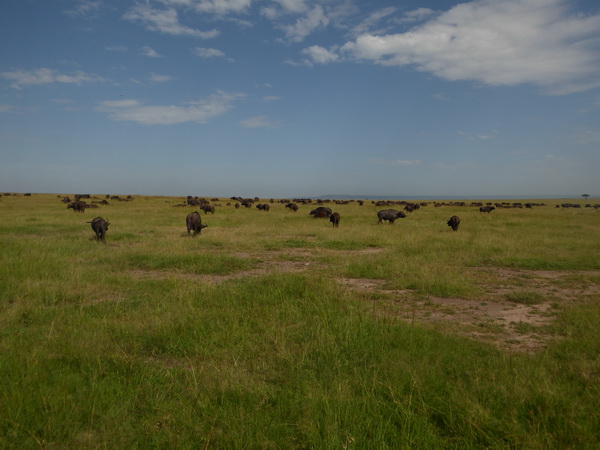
[506,290,545,305]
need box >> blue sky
[1,0,599,198]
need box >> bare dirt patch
[338,268,600,353]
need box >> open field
[1,193,599,447]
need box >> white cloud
[193,47,225,58]
[124,4,219,38]
[240,115,279,128]
[340,0,600,94]
[141,46,163,58]
[0,68,106,90]
[95,91,245,125]
[281,5,329,42]
[302,45,339,64]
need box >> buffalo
[67,200,87,213]
[479,206,496,213]
[309,206,332,218]
[377,209,406,224]
[186,211,208,236]
[447,215,460,231]
[201,205,215,214]
[285,202,299,212]
[88,217,109,243]
[330,212,340,227]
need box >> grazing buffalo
[67,200,86,213]
[330,212,340,227]
[201,205,215,214]
[285,202,299,212]
[447,215,460,231]
[309,206,332,218]
[186,211,208,236]
[480,206,496,213]
[88,217,109,243]
[377,209,406,224]
[256,203,270,211]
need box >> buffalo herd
[47,194,597,243]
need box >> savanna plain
[1,193,599,448]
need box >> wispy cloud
[394,8,436,24]
[105,45,128,52]
[369,158,422,167]
[192,47,234,61]
[240,115,279,128]
[0,68,107,90]
[124,4,219,39]
[95,91,245,125]
[280,5,329,42]
[350,7,397,37]
[457,130,499,141]
[149,73,172,83]
[0,104,20,114]
[63,0,103,18]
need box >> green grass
[1,194,599,447]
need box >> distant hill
[316,194,586,200]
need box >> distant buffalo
[285,202,298,212]
[67,201,86,213]
[377,209,406,224]
[88,217,109,243]
[256,203,270,211]
[201,205,215,214]
[447,215,460,231]
[480,206,496,213]
[186,211,208,236]
[330,212,340,227]
[309,206,332,218]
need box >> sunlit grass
[0,194,599,447]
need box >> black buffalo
[447,215,460,231]
[330,212,340,227]
[285,202,298,212]
[377,209,406,224]
[67,200,86,213]
[201,205,215,214]
[309,206,332,218]
[480,206,496,213]
[186,211,208,236]
[88,217,109,243]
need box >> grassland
[1,193,599,448]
